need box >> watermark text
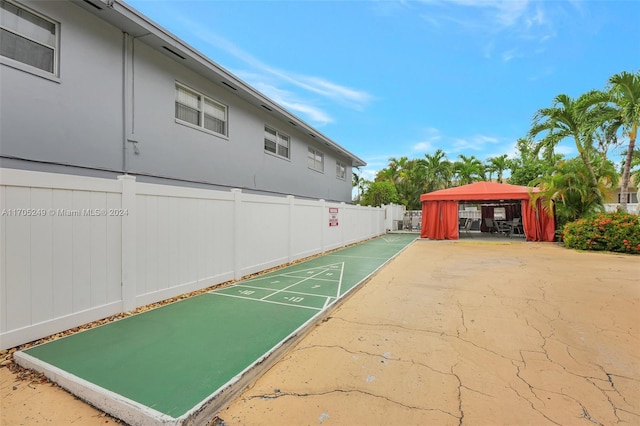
[1,208,129,217]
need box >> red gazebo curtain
[420,200,459,240]
[521,199,555,242]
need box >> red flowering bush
[563,212,640,254]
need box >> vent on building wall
[261,105,272,112]
[162,46,186,60]
[288,121,297,126]
[221,81,237,91]
[82,0,103,10]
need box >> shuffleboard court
[15,234,416,425]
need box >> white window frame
[264,125,290,159]
[336,160,347,180]
[0,0,59,78]
[618,192,639,203]
[175,83,228,137]
[308,147,324,173]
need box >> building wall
[129,41,353,201]
[0,0,355,202]
[0,1,124,172]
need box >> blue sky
[126,0,639,182]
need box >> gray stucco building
[0,0,365,202]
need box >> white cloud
[446,134,502,155]
[177,16,373,125]
[248,80,334,126]
[495,1,530,27]
[413,141,433,152]
[418,0,559,59]
[524,3,546,28]
[294,76,374,110]
[486,142,519,161]
[360,168,379,182]
[452,138,483,152]
[501,49,518,62]
[412,127,442,152]
[279,101,334,126]
[474,135,500,144]
[356,153,407,183]
[423,0,531,29]
[527,66,556,81]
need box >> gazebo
[419,182,555,241]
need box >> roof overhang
[72,0,366,168]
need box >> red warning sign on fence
[329,207,339,227]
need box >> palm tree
[375,156,426,209]
[530,157,618,228]
[631,150,640,192]
[423,149,452,192]
[477,163,488,181]
[529,93,604,188]
[453,155,483,185]
[574,71,639,211]
[389,158,426,209]
[592,122,620,162]
[508,138,558,186]
[608,71,640,212]
[376,156,408,185]
[487,154,509,183]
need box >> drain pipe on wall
[122,31,130,172]
[122,31,140,173]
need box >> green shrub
[563,212,640,254]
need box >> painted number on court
[284,296,304,303]
[238,290,255,295]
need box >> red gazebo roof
[420,181,540,202]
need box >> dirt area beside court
[0,365,120,425]
[2,239,639,425]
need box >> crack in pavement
[245,388,460,420]
[507,384,563,426]
[294,343,492,400]
[331,293,639,425]
[456,301,468,336]
[294,344,453,378]
[450,364,464,426]
[579,403,604,425]
[331,316,521,363]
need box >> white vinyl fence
[383,203,406,231]
[604,203,639,214]
[0,168,385,350]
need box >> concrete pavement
[219,239,639,425]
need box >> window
[0,0,58,75]
[336,161,347,180]
[175,83,227,136]
[618,192,639,203]
[308,147,324,172]
[264,125,290,159]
